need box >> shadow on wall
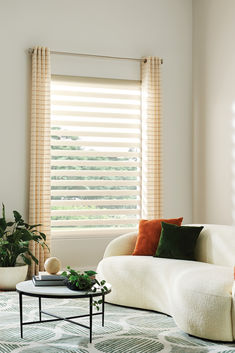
[231,102,235,247]
[232,102,235,225]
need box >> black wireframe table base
[18,292,105,343]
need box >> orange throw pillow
[132,217,183,256]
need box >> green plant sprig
[61,266,108,310]
[91,279,108,311]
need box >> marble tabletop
[16,280,111,297]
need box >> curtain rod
[28,48,163,64]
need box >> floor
[0,291,235,353]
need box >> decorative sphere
[44,257,61,274]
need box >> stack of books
[32,274,65,287]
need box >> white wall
[0,0,192,269]
[193,0,235,225]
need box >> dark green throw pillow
[154,222,203,261]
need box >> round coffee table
[16,280,111,343]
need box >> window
[51,75,141,237]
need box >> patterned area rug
[1,292,235,353]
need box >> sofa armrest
[103,231,138,258]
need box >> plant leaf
[0,218,6,233]
[21,254,31,265]
[27,249,38,264]
[85,270,97,277]
[13,210,22,223]
[6,222,14,227]
[29,224,41,230]
[39,232,46,240]
[2,204,5,219]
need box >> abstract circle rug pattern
[0,292,235,353]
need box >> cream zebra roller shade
[141,57,162,219]
[50,75,141,238]
[29,46,51,277]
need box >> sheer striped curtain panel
[29,46,51,277]
[141,57,162,219]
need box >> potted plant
[61,266,108,310]
[0,204,48,290]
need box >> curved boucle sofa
[97,224,235,341]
